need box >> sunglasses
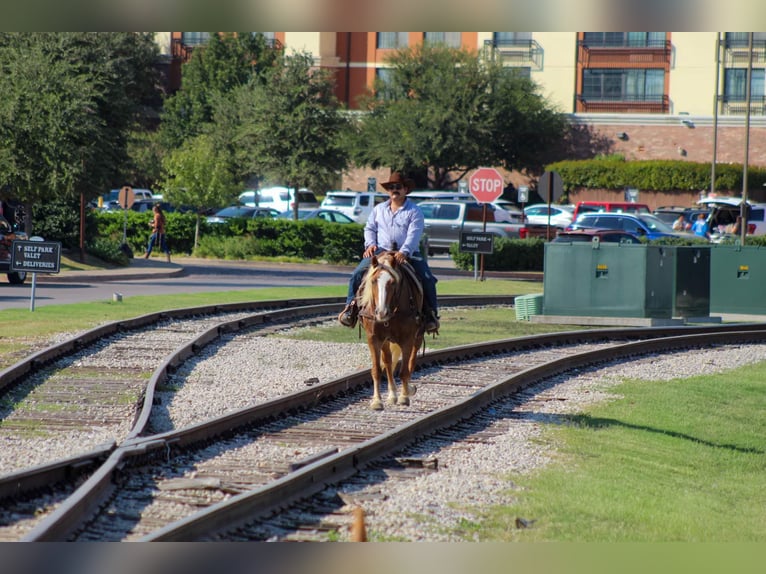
[387,184,404,190]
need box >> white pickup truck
[418,200,541,255]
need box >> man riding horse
[338,171,440,334]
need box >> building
[157,32,766,195]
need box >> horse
[358,251,425,410]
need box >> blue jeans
[346,249,438,312]
[147,232,169,255]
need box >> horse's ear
[370,255,378,267]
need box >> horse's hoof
[370,399,383,411]
[386,395,397,405]
[397,396,410,406]
[408,384,417,396]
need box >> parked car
[238,187,320,212]
[652,206,710,230]
[567,212,700,241]
[206,206,280,224]
[523,203,574,227]
[320,190,388,223]
[0,214,28,284]
[278,208,356,224]
[571,200,651,220]
[551,228,643,244]
[697,196,766,238]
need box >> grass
[472,363,766,542]
[6,268,765,542]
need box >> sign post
[537,171,563,241]
[469,168,505,281]
[11,239,61,311]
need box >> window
[582,69,665,102]
[424,32,461,47]
[181,32,210,46]
[583,32,665,48]
[725,32,766,47]
[724,68,765,100]
[377,33,408,49]
[493,32,532,45]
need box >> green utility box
[710,245,766,314]
[543,242,710,319]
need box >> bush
[450,237,545,271]
[86,237,130,266]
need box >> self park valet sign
[12,240,62,274]
[11,239,62,312]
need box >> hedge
[545,158,766,200]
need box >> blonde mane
[359,253,401,311]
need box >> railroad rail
[0,297,762,540]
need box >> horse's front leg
[367,340,384,411]
[396,341,417,406]
[381,342,397,405]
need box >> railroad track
[0,296,764,541]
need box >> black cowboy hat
[381,172,415,191]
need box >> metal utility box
[543,243,710,319]
[710,245,766,314]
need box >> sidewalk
[35,254,542,283]
[37,257,185,283]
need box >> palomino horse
[358,251,425,410]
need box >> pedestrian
[145,204,171,262]
[672,214,687,231]
[691,212,710,239]
[337,171,440,333]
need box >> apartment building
[157,32,766,179]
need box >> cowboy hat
[381,172,415,191]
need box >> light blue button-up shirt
[364,198,424,256]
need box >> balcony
[722,96,766,116]
[171,36,283,64]
[484,39,543,71]
[724,40,766,65]
[576,94,669,114]
[578,39,671,67]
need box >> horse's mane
[359,252,401,310]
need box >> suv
[0,214,28,284]
[697,196,766,238]
[239,187,319,212]
[568,212,698,241]
[320,190,388,223]
[571,201,651,220]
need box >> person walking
[145,204,171,262]
[338,171,439,333]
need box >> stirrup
[338,303,358,328]
[424,309,440,334]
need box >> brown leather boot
[338,301,359,328]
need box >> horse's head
[361,251,402,323]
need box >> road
[0,255,465,311]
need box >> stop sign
[469,167,504,203]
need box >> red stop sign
[469,167,504,203]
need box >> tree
[0,32,162,235]
[159,32,279,150]
[223,51,350,218]
[161,133,239,248]
[347,43,566,189]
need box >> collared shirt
[364,198,424,256]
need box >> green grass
[474,363,766,542]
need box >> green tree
[161,133,239,248]
[0,32,162,234]
[348,43,566,189]
[224,51,350,218]
[159,32,279,150]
